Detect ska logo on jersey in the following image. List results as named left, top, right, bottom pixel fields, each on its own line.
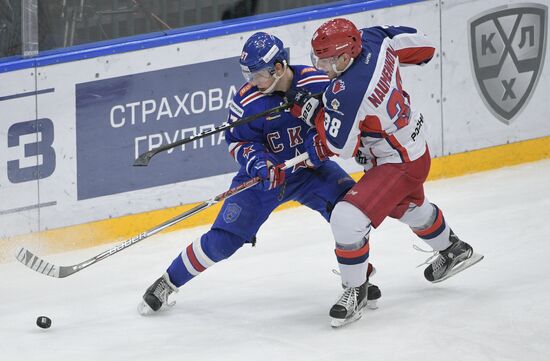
left=223, top=203, right=242, bottom=223
left=331, top=99, right=341, bottom=110
left=332, top=80, right=346, bottom=94
left=469, top=4, right=547, bottom=124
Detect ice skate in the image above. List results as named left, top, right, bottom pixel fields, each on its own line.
left=330, top=281, right=368, bottom=328
left=423, top=230, right=484, bottom=283
left=137, top=273, right=178, bottom=316
left=333, top=264, right=382, bottom=311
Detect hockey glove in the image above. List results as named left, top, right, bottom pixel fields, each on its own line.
left=304, top=128, right=333, bottom=168
left=286, top=89, right=321, bottom=127
left=248, top=153, right=286, bottom=191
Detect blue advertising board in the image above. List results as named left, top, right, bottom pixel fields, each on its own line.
left=75, top=56, right=243, bottom=200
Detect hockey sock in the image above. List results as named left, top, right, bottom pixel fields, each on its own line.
left=167, top=229, right=246, bottom=287
left=412, top=204, right=452, bottom=251
left=335, top=239, right=370, bottom=288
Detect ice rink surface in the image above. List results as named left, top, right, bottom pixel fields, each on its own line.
left=1, top=159, right=549, bottom=361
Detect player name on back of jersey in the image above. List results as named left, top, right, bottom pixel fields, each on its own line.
left=367, top=46, right=398, bottom=108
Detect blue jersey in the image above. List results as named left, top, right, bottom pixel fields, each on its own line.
left=226, top=65, right=330, bottom=178
left=165, top=66, right=356, bottom=287
left=320, top=26, right=435, bottom=168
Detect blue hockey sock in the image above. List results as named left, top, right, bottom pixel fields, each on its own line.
left=166, top=229, right=247, bottom=287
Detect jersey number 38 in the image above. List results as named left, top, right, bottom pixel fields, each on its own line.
left=324, top=112, right=342, bottom=137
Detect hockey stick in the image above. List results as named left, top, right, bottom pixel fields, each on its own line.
left=16, top=152, right=309, bottom=278
left=134, top=102, right=291, bottom=167
left=133, top=92, right=322, bottom=167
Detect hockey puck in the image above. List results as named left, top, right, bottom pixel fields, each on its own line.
left=36, top=316, right=52, bottom=329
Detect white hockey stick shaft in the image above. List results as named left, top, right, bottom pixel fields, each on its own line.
left=16, top=152, right=309, bottom=278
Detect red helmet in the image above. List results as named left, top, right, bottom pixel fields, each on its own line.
left=311, top=18, right=362, bottom=59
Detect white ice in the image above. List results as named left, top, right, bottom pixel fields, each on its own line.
left=1, top=159, right=550, bottom=361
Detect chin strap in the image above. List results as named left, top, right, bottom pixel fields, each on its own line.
left=260, top=60, right=288, bottom=94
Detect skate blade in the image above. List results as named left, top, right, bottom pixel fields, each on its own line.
left=431, top=253, right=484, bottom=283
left=366, top=299, right=378, bottom=310
left=137, top=300, right=156, bottom=316
left=330, top=310, right=364, bottom=328
left=137, top=299, right=176, bottom=316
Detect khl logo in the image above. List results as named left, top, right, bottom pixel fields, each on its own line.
left=469, top=3, right=547, bottom=124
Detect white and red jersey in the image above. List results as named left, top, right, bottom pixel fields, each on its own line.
left=320, top=26, right=435, bottom=169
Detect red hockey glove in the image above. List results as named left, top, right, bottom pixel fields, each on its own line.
left=305, top=128, right=333, bottom=168
left=286, top=89, right=321, bottom=127
left=266, top=162, right=286, bottom=190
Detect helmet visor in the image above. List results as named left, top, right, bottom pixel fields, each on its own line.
left=241, top=65, right=274, bottom=83
left=310, top=50, right=337, bottom=73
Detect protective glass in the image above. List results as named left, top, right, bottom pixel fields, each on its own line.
left=241, top=66, right=274, bottom=83
left=310, top=51, right=338, bottom=73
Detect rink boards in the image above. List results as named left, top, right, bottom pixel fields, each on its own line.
left=0, top=0, right=548, bottom=261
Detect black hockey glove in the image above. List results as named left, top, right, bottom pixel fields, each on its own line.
left=286, top=89, right=321, bottom=127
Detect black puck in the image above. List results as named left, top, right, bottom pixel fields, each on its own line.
left=36, top=316, right=52, bottom=329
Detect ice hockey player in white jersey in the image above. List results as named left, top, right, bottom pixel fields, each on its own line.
left=288, top=18, right=484, bottom=327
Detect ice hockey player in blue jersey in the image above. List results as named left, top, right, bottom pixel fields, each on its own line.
left=288, top=18, right=484, bottom=327
left=138, top=32, right=381, bottom=318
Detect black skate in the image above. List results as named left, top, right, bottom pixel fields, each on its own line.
left=330, top=281, right=369, bottom=328
left=334, top=264, right=382, bottom=310
left=424, top=230, right=484, bottom=283
left=330, top=263, right=381, bottom=328
left=137, top=273, right=178, bottom=316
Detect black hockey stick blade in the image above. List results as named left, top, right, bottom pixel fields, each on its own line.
left=133, top=150, right=156, bottom=167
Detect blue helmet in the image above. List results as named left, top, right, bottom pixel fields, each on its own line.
left=240, top=32, right=289, bottom=76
